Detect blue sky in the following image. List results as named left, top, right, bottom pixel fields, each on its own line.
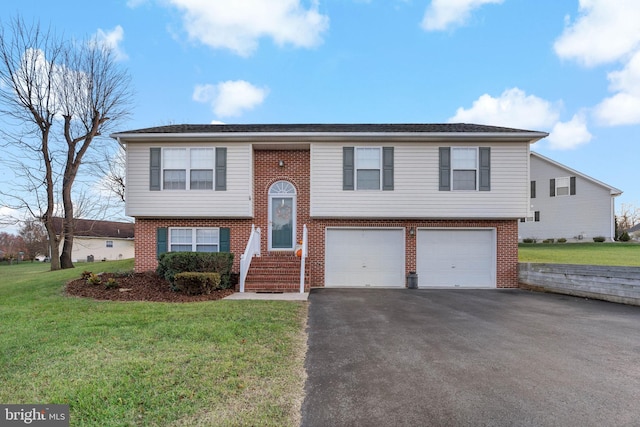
left=1, top=0, right=639, bottom=232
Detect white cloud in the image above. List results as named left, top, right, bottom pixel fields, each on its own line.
left=450, top=88, right=594, bottom=150
left=554, top=0, right=640, bottom=67
left=593, top=50, right=640, bottom=125
left=421, top=0, right=503, bottom=31
left=92, top=25, right=128, bottom=61
left=193, top=80, right=268, bottom=118
left=168, top=0, right=329, bottom=57
left=546, top=114, right=592, bottom=150
left=449, top=88, right=560, bottom=129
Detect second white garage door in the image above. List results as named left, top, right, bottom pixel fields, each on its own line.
left=417, top=228, right=496, bottom=288
left=325, top=228, right=405, bottom=287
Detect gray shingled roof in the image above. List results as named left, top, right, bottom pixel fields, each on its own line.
left=113, top=123, right=545, bottom=135
left=52, top=218, right=134, bottom=239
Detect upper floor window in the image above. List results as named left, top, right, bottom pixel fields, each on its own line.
left=439, top=147, right=490, bottom=191
left=550, top=176, right=576, bottom=197
left=106, top=240, right=113, bottom=248
left=150, top=147, right=226, bottom=191
left=343, top=146, right=393, bottom=191
left=169, top=227, right=219, bottom=252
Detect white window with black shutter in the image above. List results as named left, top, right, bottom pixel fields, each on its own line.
left=439, top=147, right=490, bottom=191
left=150, top=147, right=226, bottom=191
left=343, top=146, right=393, bottom=191
left=550, top=176, right=576, bottom=197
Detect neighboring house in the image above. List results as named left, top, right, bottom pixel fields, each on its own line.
left=519, top=152, right=622, bottom=242
left=52, top=217, right=135, bottom=262
left=111, top=123, right=547, bottom=290
left=628, top=223, right=640, bottom=240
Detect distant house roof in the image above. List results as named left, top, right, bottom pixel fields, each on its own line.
left=52, top=218, right=134, bottom=239
left=112, top=123, right=548, bottom=144
left=531, top=152, right=623, bottom=196
left=628, top=223, right=640, bottom=233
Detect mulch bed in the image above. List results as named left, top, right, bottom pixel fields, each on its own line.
left=65, top=272, right=235, bottom=302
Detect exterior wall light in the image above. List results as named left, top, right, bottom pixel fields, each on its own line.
left=409, top=227, right=415, bottom=236
left=278, top=160, right=285, bottom=167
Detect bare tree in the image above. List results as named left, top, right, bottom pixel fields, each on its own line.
left=616, top=203, right=640, bottom=239
left=0, top=16, right=132, bottom=269
left=19, top=218, right=48, bottom=260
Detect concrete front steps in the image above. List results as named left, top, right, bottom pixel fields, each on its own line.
left=243, top=252, right=309, bottom=292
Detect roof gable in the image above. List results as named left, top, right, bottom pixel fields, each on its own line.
left=531, top=152, right=622, bottom=196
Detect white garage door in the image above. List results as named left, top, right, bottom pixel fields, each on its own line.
left=417, top=229, right=495, bottom=288
left=325, top=228, right=405, bottom=287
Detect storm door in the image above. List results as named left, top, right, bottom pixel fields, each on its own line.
left=268, top=181, right=296, bottom=250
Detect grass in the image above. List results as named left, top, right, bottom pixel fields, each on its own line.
left=518, top=242, right=640, bottom=266
left=0, top=260, right=307, bottom=426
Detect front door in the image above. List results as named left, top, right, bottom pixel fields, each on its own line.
left=268, top=181, right=296, bottom=250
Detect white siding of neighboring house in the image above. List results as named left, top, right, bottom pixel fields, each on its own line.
left=310, top=141, right=530, bottom=219
left=125, top=142, right=253, bottom=218
left=59, top=237, right=134, bottom=263
left=519, top=154, right=617, bottom=241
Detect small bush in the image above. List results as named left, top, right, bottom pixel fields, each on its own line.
left=174, top=272, right=221, bottom=295
left=618, top=232, right=631, bottom=242
left=104, top=278, right=119, bottom=289
left=543, top=238, right=555, bottom=244
left=522, top=238, right=535, bottom=244
left=593, top=236, right=606, bottom=242
left=86, top=273, right=102, bottom=285
left=81, top=271, right=93, bottom=280
left=157, top=252, right=234, bottom=289
left=557, top=238, right=567, bottom=243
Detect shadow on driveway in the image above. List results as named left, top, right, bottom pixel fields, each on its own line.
left=301, top=289, right=640, bottom=427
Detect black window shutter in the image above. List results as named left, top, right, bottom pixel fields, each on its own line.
left=531, top=181, right=536, bottom=198
left=550, top=179, right=556, bottom=197
left=479, top=147, right=490, bottom=191
left=215, top=147, right=227, bottom=191
left=382, top=147, right=394, bottom=191
left=570, top=176, right=576, bottom=195
left=439, top=147, right=451, bottom=191
left=219, top=227, right=230, bottom=252
left=534, top=211, right=540, bottom=222
left=150, top=148, right=161, bottom=191
left=157, top=227, right=168, bottom=258
left=343, top=147, right=354, bottom=190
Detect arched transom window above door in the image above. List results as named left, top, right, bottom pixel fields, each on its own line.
left=269, top=180, right=296, bottom=195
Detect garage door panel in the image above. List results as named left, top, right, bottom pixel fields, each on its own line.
left=325, top=228, right=404, bottom=287
left=417, top=229, right=495, bottom=288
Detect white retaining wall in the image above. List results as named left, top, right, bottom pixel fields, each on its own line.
left=518, top=263, right=640, bottom=306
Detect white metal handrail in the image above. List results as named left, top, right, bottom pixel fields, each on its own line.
left=239, top=225, right=261, bottom=293
left=299, top=224, right=308, bottom=293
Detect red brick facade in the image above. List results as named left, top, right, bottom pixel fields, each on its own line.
left=134, top=149, right=520, bottom=288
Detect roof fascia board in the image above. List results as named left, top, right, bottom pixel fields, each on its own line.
left=112, top=131, right=548, bottom=144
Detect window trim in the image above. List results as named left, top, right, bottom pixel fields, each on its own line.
left=168, top=227, right=220, bottom=253
left=451, top=147, right=479, bottom=191
left=355, top=146, right=383, bottom=190
left=160, top=147, right=216, bottom=191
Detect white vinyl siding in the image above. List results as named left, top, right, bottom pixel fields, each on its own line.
left=125, top=142, right=253, bottom=217
left=519, top=154, right=617, bottom=241
left=311, top=142, right=530, bottom=219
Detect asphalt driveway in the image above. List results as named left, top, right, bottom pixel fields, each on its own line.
left=301, top=289, right=640, bottom=427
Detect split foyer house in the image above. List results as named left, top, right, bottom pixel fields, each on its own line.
left=112, top=123, right=548, bottom=290
left=519, top=152, right=622, bottom=242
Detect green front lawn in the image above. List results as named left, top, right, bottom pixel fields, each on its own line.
left=0, top=260, right=307, bottom=426
left=518, top=242, right=640, bottom=266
